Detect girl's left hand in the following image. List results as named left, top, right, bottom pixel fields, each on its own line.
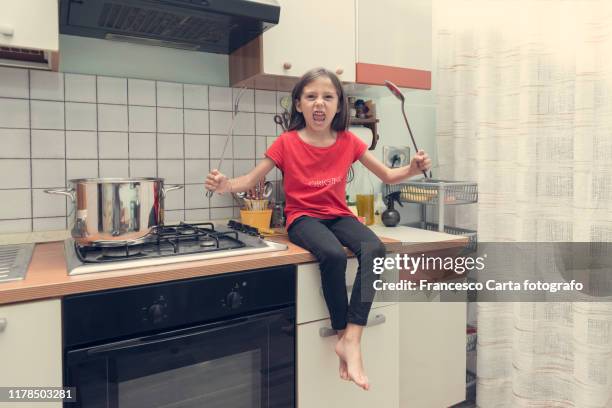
left=409, top=150, right=432, bottom=175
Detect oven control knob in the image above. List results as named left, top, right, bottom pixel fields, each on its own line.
left=225, top=291, right=243, bottom=309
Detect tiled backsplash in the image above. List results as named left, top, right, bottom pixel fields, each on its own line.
left=0, top=67, right=285, bottom=233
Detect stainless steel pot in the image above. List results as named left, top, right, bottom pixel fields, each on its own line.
left=45, top=178, right=183, bottom=245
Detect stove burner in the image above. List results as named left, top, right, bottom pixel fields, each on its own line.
left=200, top=240, right=216, bottom=247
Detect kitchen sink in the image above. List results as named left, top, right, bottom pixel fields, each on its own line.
left=0, top=243, right=34, bottom=283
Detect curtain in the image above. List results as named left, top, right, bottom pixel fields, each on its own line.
left=434, top=1, right=612, bottom=406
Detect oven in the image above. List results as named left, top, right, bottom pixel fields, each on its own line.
left=63, top=265, right=296, bottom=408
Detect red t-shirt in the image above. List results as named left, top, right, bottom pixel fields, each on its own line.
left=265, top=130, right=368, bottom=228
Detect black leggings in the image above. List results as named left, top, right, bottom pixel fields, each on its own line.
left=288, top=216, right=386, bottom=330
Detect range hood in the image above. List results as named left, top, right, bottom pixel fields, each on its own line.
left=59, top=0, right=280, bottom=54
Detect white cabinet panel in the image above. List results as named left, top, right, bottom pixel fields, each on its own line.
left=297, top=257, right=397, bottom=325
left=297, top=304, right=399, bottom=408
left=0, top=299, right=62, bottom=408
left=0, top=0, right=59, bottom=51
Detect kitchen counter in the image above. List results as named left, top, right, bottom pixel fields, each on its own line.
left=0, top=226, right=467, bottom=305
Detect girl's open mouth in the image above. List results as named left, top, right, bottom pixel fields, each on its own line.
left=313, top=111, right=326, bottom=122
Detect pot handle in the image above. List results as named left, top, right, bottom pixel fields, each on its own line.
left=162, top=184, right=183, bottom=198
left=44, top=188, right=75, bottom=202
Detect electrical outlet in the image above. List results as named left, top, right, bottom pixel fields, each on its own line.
left=383, top=146, right=410, bottom=168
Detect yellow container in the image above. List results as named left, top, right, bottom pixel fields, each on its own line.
left=240, top=209, right=273, bottom=231
left=356, top=194, right=374, bottom=225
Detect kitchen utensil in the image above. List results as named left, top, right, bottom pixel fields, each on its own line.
left=384, top=80, right=429, bottom=178
left=206, top=86, right=248, bottom=198
left=279, top=95, right=291, bottom=112
left=273, top=113, right=289, bottom=132
left=45, top=178, right=183, bottom=244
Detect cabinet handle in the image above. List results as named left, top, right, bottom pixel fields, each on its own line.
left=283, top=62, right=292, bottom=70
left=0, top=318, right=6, bottom=333
left=318, top=313, right=387, bottom=338
left=319, top=276, right=388, bottom=297
left=0, top=25, right=14, bottom=36
left=335, top=67, right=344, bottom=75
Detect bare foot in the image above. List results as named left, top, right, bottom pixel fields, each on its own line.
left=335, top=334, right=370, bottom=390
left=336, top=330, right=349, bottom=381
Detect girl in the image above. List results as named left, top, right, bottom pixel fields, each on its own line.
left=205, top=67, right=431, bottom=391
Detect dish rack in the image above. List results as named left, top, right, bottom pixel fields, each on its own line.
left=385, top=179, right=478, bottom=233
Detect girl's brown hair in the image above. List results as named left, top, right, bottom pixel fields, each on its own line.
left=287, top=67, right=349, bottom=132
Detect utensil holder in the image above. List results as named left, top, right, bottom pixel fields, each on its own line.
left=240, top=209, right=272, bottom=231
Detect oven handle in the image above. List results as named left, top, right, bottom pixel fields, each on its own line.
left=86, top=315, right=256, bottom=356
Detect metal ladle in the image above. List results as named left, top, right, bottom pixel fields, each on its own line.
left=384, top=80, right=430, bottom=178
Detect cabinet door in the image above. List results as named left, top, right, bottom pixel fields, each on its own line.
left=0, top=0, right=59, bottom=51
left=400, top=302, right=467, bottom=407
left=297, top=304, right=399, bottom=408
left=297, top=258, right=397, bottom=325
left=263, top=0, right=356, bottom=81
left=356, top=0, right=431, bottom=71
left=0, top=299, right=62, bottom=408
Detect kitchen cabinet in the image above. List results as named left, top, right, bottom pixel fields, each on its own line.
left=230, top=0, right=355, bottom=90
left=0, top=0, right=59, bottom=70
left=355, top=0, right=432, bottom=89
left=297, top=304, right=399, bottom=408
left=0, top=299, right=62, bottom=408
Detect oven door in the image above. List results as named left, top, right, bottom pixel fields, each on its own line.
left=64, top=307, right=294, bottom=408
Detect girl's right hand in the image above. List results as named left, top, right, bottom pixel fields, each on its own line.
left=205, top=169, right=230, bottom=194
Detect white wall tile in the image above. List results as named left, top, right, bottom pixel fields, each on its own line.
left=0, top=190, right=31, bottom=219
left=184, top=134, right=209, bottom=159
left=185, top=159, right=208, bottom=184
left=184, top=84, right=208, bottom=109
left=0, top=67, right=28, bottom=98
left=209, top=86, right=232, bottom=111
left=0, top=219, right=31, bottom=233
left=185, top=209, right=209, bottom=222
left=31, top=130, right=65, bottom=158
left=98, top=104, right=128, bottom=131
left=255, top=90, right=277, bottom=113
left=67, top=160, right=98, bottom=180
left=217, top=160, right=233, bottom=178
left=66, top=131, right=97, bottom=159
left=158, top=160, right=184, bottom=184
left=0, top=129, right=29, bottom=158
left=99, top=132, right=128, bottom=159
left=210, top=207, right=234, bottom=219
left=234, top=159, right=256, bottom=177
left=65, top=74, right=96, bottom=102
left=99, top=160, right=129, bottom=177
left=164, top=209, right=184, bottom=223
left=97, top=76, right=127, bottom=104
left=157, top=108, right=183, bottom=133
left=234, top=112, right=255, bottom=135
left=33, top=189, right=66, bottom=217
left=209, top=110, right=231, bottom=135
left=157, top=82, right=183, bottom=108
left=128, top=79, right=156, bottom=106
left=33, top=217, right=66, bottom=231
left=233, top=135, right=255, bottom=159
left=256, top=136, right=267, bottom=158
left=255, top=113, right=278, bottom=136
left=157, top=133, right=183, bottom=159
left=164, top=187, right=184, bottom=210
left=128, top=106, right=156, bottom=132
left=185, top=184, right=209, bottom=209
left=184, top=109, right=208, bottom=134
left=30, top=100, right=64, bottom=130
left=129, top=133, right=156, bottom=159
left=32, top=159, right=65, bottom=188
left=233, top=88, right=254, bottom=112
left=129, top=160, right=156, bottom=177
left=210, top=135, right=232, bottom=158
left=0, top=98, right=29, bottom=128
left=65, top=102, right=97, bottom=131
left=0, top=160, right=30, bottom=188
left=30, top=71, right=64, bottom=101
left=210, top=191, right=233, bottom=208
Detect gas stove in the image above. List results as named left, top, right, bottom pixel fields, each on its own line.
left=64, top=221, right=287, bottom=275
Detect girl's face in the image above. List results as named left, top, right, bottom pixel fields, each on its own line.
left=295, top=76, right=339, bottom=133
